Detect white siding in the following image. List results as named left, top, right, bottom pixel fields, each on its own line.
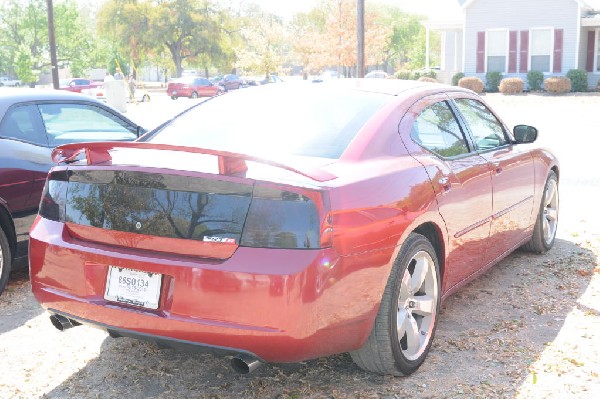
left=439, top=30, right=463, bottom=84
left=463, top=0, right=580, bottom=83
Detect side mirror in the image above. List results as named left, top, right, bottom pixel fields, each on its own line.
left=513, top=125, right=538, bottom=143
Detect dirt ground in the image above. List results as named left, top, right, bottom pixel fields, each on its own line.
left=0, top=93, right=599, bottom=399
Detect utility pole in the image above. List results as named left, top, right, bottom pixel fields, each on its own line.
left=357, top=0, right=365, bottom=78
left=47, top=0, right=59, bottom=89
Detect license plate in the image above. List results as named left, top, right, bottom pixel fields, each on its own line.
left=104, top=266, right=162, bottom=309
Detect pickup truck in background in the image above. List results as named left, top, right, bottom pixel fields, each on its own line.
left=0, top=76, right=22, bottom=87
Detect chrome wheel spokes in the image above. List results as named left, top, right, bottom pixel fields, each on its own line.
left=542, top=178, right=559, bottom=245
left=397, top=251, right=439, bottom=361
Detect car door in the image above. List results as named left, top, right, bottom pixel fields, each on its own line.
left=0, top=104, right=50, bottom=213
left=452, top=97, right=535, bottom=263
left=402, top=95, right=493, bottom=290
left=195, top=78, right=211, bottom=96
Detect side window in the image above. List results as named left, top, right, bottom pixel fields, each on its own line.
left=411, top=101, right=470, bottom=158
left=0, top=104, right=49, bottom=146
left=38, top=103, right=137, bottom=146
left=454, top=98, right=508, bottom=150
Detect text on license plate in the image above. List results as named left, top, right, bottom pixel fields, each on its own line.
left=104, top=266, right=162, bottom=309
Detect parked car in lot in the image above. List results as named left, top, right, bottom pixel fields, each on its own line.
left=30, top=80, right=558, bottom=376
left=82, top=83, right=151, bottom=103
left=365, top=70, right=389, bottom=79
left=213, top=74, right=243, bottom=91
left=58, top=78, right=102, bottom=93
left=167, top=77, right=223, bottom=100
left=0, top=89, right=145, bottom=295
left=0, top=76, right=21, bottom=87
left=244, top=75, right=284, bottom=86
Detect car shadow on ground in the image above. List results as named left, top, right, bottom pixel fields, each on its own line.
left=33, top=238, right=599, bottom=398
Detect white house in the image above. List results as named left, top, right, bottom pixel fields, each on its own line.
left=425, top=0, right=600, bottom=88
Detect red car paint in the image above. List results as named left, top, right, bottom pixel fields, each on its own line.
left=29, top=80, right=558, bottom=365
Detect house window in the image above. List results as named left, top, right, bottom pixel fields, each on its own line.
left=486, top=30, right=507, bottom=72
left=530, top=28, right=553, bottom=72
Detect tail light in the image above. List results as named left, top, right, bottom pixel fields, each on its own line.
left=38, top=170, right=69, bottom=222
left=240, top=183, right=332, bottom=249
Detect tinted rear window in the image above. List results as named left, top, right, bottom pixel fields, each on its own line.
left=146, top=85, right=391, bottom=159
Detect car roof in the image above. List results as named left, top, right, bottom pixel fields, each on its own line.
left=0, top=88, right=124, bottom=120
left=312, top=78, right=470, bottom=97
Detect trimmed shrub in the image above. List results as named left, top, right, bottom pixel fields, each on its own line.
left=527, top=70, right=544, bottom=91
left=417, top=76, right=438, bottom=83
left=452, top=72, right=465, bottom=86
left=544, top=76, right=571, bottom=94
left=566, top=69, right=588, bottom=92
left=395, top=70, right=411, bottom=80
left=485, top=71, right=502, bottom=92
left=499, top=78, right=524, bottom=94
left=458, top=76, right=484, bottom=93
left=413, top=70, right=437, bottom=80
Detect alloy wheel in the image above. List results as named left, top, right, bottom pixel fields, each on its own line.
left=397, top=250, right=439, bottom=361
left=542, top=178, right=559, bottom=245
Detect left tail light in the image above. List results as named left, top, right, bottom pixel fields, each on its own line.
left=38, top=170, right=69, bottom=222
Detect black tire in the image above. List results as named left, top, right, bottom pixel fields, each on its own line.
left=171, top=95, right=178, bottom=100
left=190, top=91, right=198, bottom=99
left=350, top=233, right=441, bottom=376
left=0, top=227, right=12, bottom=296
left=522, top=171, right=559, bottom=254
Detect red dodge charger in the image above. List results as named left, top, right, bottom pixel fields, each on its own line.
left=30, top=80, right=559, bottom=375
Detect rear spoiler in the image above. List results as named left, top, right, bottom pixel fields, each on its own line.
left=51, top=141, right=337, bottom=182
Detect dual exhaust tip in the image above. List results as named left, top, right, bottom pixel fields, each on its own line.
left=49, top=314, right=263, bottom=374
left=49, top=314, right=81, bottom=331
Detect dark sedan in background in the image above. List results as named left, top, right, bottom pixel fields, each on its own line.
left=0, top=89, right=145, bottom=295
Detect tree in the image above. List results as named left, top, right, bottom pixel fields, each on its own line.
left=234, top=4, right=287, bottom=77
left=0, top=0, right=100, bottom=81
left=98, top=0, right=231, bottom=78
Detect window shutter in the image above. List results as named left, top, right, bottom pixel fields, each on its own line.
left=476, top=31, right=485, bottom=73
left=586, top=31, right=596, bottom=72
left=553, top=29, right=564, bottom=73
left=508, top=31, right=518, bottom=73
left=519, top=31, right=529, bottom=73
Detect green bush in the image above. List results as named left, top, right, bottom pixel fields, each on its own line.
left=566, top=69, right=588, bottom=92
left=527, top=71, right=544, bottom=91
left=452, top=72, right=465, bottom=86
left=485, top=71, right=502, bottom=92
left=413, top=70, right=437, bottom=80
left=395, top=70, right=411, bottom=80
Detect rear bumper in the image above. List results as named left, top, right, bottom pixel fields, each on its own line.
left=48, top=309, right=266, bottom=361
left=29, top=217, right=394, bottom=362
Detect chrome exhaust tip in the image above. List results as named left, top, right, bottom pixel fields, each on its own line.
left=49, top=314, right=81, bottom=331
left=231, top=353, right=262, bottom=374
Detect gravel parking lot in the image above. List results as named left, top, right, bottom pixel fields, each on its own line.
left=1, top=91, right=599, bottom=399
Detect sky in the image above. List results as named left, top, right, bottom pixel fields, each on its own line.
left=243, top=0, right=462, bottom=21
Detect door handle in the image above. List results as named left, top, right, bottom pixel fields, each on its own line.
left=492, top=162, right=502, bottom=174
